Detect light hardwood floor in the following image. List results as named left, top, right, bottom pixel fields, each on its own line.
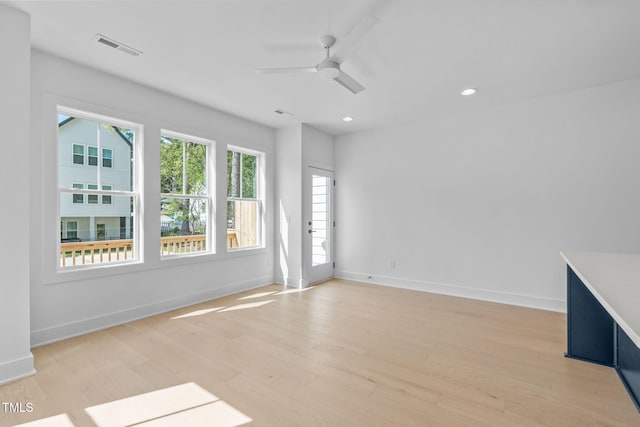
left=1, top=279, right=638, bottom=426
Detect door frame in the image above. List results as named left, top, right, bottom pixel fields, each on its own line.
left=302, top=165, right=335, bottom=285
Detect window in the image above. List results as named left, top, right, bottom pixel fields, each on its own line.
left=88, top=184, right=99, bottom=204
left=66, top=221, right=78, bottom=239
left=102, top=148, right=113, bottom=168
left=72, top=183, right=84, bottom=203
left=102, top=185, right=112, bottom=204
left=227, top=147, right=263, bottom=249
left=88, top=146, right=98, bottom=166
left=160, top=131, right=212, bottom=257
left=73, top=144, right=84, bottom=165
left=58, top=107, right=139, bottom=269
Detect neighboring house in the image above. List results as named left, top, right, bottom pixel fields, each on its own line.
left=58, top=117, right=133, bottom=242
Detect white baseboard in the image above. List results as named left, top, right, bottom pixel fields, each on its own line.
left=274, top=274, right=310, bottom=288
left=335, top=271, right=565, bottom=313
left=0, top=353, right=35, bottom=385
left=31, top=275, right=273, bottom=347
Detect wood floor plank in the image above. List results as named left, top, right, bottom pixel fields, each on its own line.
left=1, top=279, right=638, bottom=426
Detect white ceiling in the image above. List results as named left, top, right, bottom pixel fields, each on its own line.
left=6, top=0, right=640, bottom=135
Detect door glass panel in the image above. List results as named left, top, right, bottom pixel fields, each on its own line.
left=311, top=174, right=330, bottom=266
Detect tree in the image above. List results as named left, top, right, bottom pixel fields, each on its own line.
left=226, top=150, right=256, bottom=229
left=160, top=137, right=206, bottom=235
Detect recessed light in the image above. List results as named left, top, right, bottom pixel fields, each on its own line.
left=461, top=88, right=478, bottom=96
left=342, top=116, right=353, bottom=122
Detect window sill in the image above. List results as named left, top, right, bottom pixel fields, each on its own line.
left=45, top=245, right=269, bottom=285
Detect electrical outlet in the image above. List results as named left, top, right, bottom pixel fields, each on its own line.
left=390, top=260, right=397, bottom=269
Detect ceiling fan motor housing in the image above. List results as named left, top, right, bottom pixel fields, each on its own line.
left=317, top=59, right=340, bottom=79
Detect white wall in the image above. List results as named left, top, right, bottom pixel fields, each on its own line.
left=335, top=79, right=640, bottom=311
left=30, top=51, right=275, bottom=346
left=275, top=124, right=335, bottom=286
left=302, top=124, right=335, bottom=170
left=0, top=5, right=35, bottom=383
left=301, top=124, right=335, bottom=282
left=275, top=126, right=303, bottom=286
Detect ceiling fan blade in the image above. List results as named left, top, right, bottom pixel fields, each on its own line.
left=333, top=70, right=365, bottom=94
left=330, top=15, right=379, bottom=64
left=255, top=67, right=317, bottom=74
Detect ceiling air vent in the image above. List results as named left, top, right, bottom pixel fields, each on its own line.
left=94, top=34, right=142, bottom=56
left=274, top=109, right=295, bottom=117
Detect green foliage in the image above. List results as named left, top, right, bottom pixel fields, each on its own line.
left=160, top=137, right=207, bottom=234
left=161, top=137, right=206, bottom=195
left=226, top=150, right=256, bottom=198
left=226, top=150, right=257, bottom=228
left=242, top=154, right=257, bottom=198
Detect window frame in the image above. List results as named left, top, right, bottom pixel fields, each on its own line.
left=88, top=146, right=98, bottom=166
left=57, top=106, right=142, bottom=271
left=65, top=220, right=78, bottom=240
left=102, top=148, right=113, bottom=168
left=72, top=183, right=84, bottom=204
left=160, top=129, right=215, bottom=259
left=226, top=145, right=265, bottom=251
left=72, top=144, right=84, bottom=165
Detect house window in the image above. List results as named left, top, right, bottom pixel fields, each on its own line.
left=66, top=221, right=78, bottom=239
left=72, top=183, right=84, bottom=203
left=88, top=146, right=98, bottom=166
left=227, top=146, right=263, bottom=249
left=73, top=144, right=84, bottom=165
left=102, top=185, right=112, bottom=204
left=102, top=148, right=113, bottom=168
left=160, top=131, right=212, bottom=257
left=88, top=184, right=99, bottom=204
left=58, top=107, right=139, bottom=269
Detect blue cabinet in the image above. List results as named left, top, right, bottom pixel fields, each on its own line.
left=565, top=265, right=640, bottom=411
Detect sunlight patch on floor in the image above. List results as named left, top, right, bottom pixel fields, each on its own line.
left=275, top=286, right=315, bottom=295
left=218, top=300, right=275, bottom=312
left=85, top=382, right=251, bottom=427
left=14, top=413, right=76, bottom=427
left=135, top=400, right=252, bottom=426
left=171, top=307, right=225, bottom=319
left=238, top=291, right=277, bottom=300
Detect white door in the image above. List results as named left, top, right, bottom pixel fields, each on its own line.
left=304, top=167, right=334, bottom=284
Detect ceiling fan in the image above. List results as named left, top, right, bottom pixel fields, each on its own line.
left=255, top=15, right=379, bottom=94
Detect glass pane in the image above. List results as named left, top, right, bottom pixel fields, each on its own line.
left=227, top=150, right=241, bottom=198
left=59, top=116, right=134, bottom=191
left=160, top=137, right=184, bottom=194
left=72, top=183, right=84, bottom=204
left=241, top=153, right=257, bottom=198
left=59, top=195, right=135, bottom=268
left=88, top=147, right=98, bottom=166
left=227, top=200, right=258, bottom=249
left=311, top=174, right=330, bottom=266
left=160, top=196, right=208, bottom=256
left=160, top=137, right=207, bottom=195
left=102, top=185, right=112, bottom=204
left=72, top=144, right=84, bottom=164
left=185, top=142, right=206, bottom=195
left=102, top=148, right=113, bottom=168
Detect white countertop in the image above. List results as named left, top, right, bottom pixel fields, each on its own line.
left=561, top=251, right=640, bottom=349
